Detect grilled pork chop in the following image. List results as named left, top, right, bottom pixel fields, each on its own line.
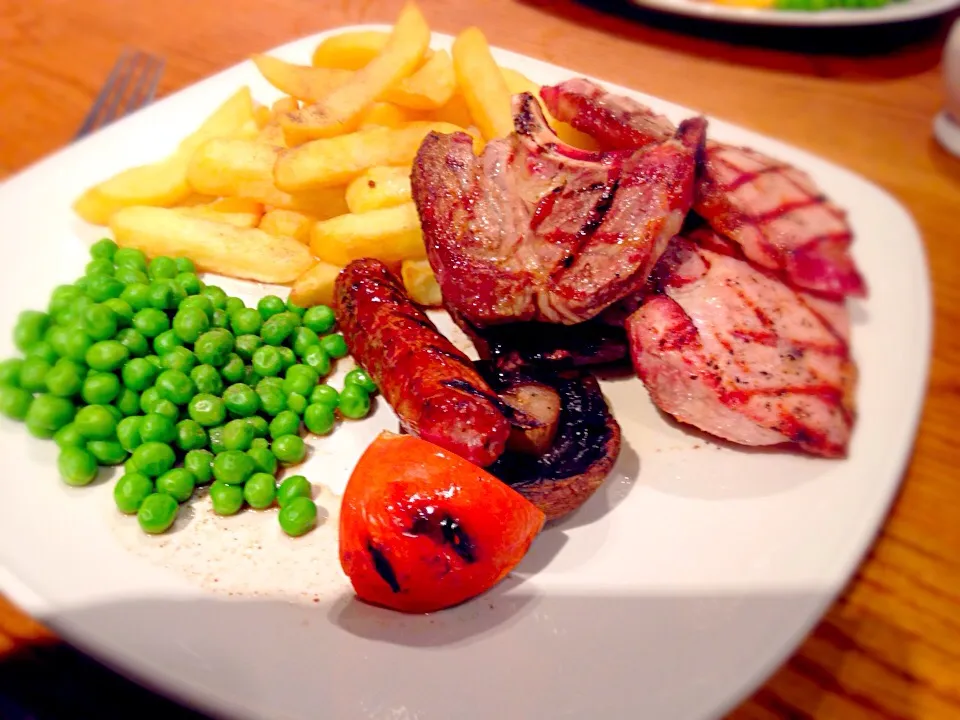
left=626, top=230, right=856, bottom=458
left=411, top=92, right=706, bottom=327
left=541, top=79, right=867, bottom=300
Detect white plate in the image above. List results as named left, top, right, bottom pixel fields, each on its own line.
left=628, top=0, right=960, bottom=25
left=0, top=25, right=931, bottom=720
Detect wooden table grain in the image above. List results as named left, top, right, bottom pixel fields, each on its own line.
left=2, top=0, right=959, bottom=717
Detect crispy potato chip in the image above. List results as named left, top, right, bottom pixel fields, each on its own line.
left=311, top=31, right=390, bottom=70
left=382, top=50, right=456, bottom=110
left=275, top=121, right=468, bottom=191
left=345, top=166, right=412, bottom=213
left=309, top=202, right=424, bottom=266
left=452, top=27, right=512, bottom=140
left=401, top=258, right=442, bottom=307
left=499, top=67, right=600, bottom=150
left=187, top=138, right=347, bottom=217
left=356, top=102, right=413, bottom=129
left=281, top=3, right=430, bottom=143
left=289, top=261, right=343, bottom=307
left=253, top=55, right=352, bottom=104
left=259, top=209, right=314, bottom=243
left=110, top=207, right=315, bottom=284
left=175, top=197, right=264, bottom=228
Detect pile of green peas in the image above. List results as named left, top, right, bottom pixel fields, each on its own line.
left=0, top=239, right=380, bottom=537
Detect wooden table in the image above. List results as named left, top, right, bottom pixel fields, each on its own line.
left=1, top=0, right=959, bottom=717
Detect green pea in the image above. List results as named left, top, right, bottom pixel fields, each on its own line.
left=250, top=436, right=269, bottom=450
left=172, top=307, right=210, bottom=343
left=26, top=341, right=58, bottom=365
left=243, top=473, right=276, bottom=509
left=47, top=326, right=71, bottom=359
left=180, top=294, right=214, bottom=318
left=53, top=422, right=86, bottom=449
left=213, top=449, right=255, bottom=485
left=155, top=369, right=196, bottom=406
left=121, top=283, right=152, bottom=312
left=116, top=328, right=149, bottom=358
left=310, top=384, right=339, bottom=407
left=234, top=333, right=262, bottom=362
left=62, top=328, right=93, bottom=363
left=189, top=364, right=222, bottom=396
left=85, top=257, right=115, bottom=277
left=175, top=256, right=196, bottom=274
left=172, top=420, right=205, bottom=452
left=146, top=397, right=176, bottom=421
left=137, top=492, right=178, bottom=534
left=222, top=418, right=255, bottom=451
left=272, top=434, right=306, bottom=465
left=246, top=446, right=277, bottom=475
left=269, top=410, right=300, bottom=439
left=14, top=310, right=50, bottom=352
left=213, top=309, right=230, bottom=329
left=139, top=413, right=177, bottom=444
left=130, top=442, right=176, bottom=478
left=45, top=358, right=85, bottom=398
left=86, top=439, right=128, bottom=466
left=80, top=372, right=119, bottom=405
left=174, top=272, right=202, bottom=296
left=338, top=384, right=370, bottom=419
left=58, top=446, right=99, bottom=486
left=0, top=358, right=24, bottom=387
left=86, top=340, right=129, bottom=371
left=121, top=358, right=157, bottom=391
left=246, top=415, right=269, bottom=438
left=25, top=394, right=76, bottom=434
left=290, top=327, right=320, bottom=357
left=283, top=364, right=318, bottom=397
left=114, top=472, right=153, bottom=514
left=156, top=467, right=195, bottom=503
left=132, top=308, right=170, bottom=338
left=202, top=285, right=228, bottom=310
left=230, top=307, right=262, bottom=335
left=243, top=366, right=261, bottom=387
left=209, top=481, right=244, bottom=516
left=279, top=497, right=317, bottom=537
left=304, top=403, right=335, bottom=435
left=302, top=305, right=336, bottom=334
left=320, top=333, right=348, bottom=359
left=103, top=299, right=134, bottom=328
left=49, top=285, right=83, bottom=316
left=194, top=329, right=234, bottom=367
left=162, top=282, right=189, bottom=311
left=139, top=386, right=162, bottom=414
left=257, top=385, right=286, bottom=417
left=277, top=475, right=312, bottom=508
left=260, top=312, right=297, bottom=346
left=152, top=329, right=184, bottom=356
left=285, top=296, right=307, bottom=317
left=207, top=425, right=227, bottom=454
left=188, top=393, right=226, bottom=427
left=257, top=295, right=286, bottom=320
left=19, top=357, right=51, bottom=392
left=145, top=354, right=164, bottom=370
left=256, top=376, right=283, bottom=393
left=0, top=385, right=33, bottom=420
left=148, top=256, right=178, bottom=280
left=300, top=345, right=331, bottom=377
left=116, top=416, right=144, bottom=452
left=222, top=297, right=243, bottom=316
left=220, top=353, right=245, bottom=384
left=80, top=304, right=116, bottom=342
left=73, top=404, right=117, bottom=439
left=89, top=238, right=118, bottom=260
left=115, top=266, right=148, bottom=285
left=85, top=275, right=125, bottom=302
left=251, top=346, right=282, bottom=377
left=160, top=346, right=198, bottom=374
left=276, top=346, right=297, bottom=371
left=114, top=387, right=142, bottom=417
left=285, top=391, right=307, bottom=416
left=184, top=449, right=214, bottom=485
left=114, top=247, right=148, bottom=271
left=345, top=367, right=378, bottom=394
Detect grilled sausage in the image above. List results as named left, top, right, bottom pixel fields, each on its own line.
left=335, top=259, right=512, bottom=468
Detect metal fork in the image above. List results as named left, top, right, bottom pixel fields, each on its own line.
left=74, top=49, right=165, bottom=140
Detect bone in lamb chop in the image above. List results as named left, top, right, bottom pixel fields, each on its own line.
left=541, top=78, right=867, bottom=301
left=626, top=229, right=857, bottom=458
left=411, top=91, right=706, bottom=329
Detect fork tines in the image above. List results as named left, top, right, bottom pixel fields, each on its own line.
left=75, top=49, right=165, bottom=140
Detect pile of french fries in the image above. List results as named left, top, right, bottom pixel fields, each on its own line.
left=73, top=2, right=597, bottom=309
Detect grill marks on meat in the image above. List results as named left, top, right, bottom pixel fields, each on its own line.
left=541, top=78, right=867, bottom=300
left=411, top=92, right=705, bottom=327
left=626, top=234, right=856, bottom=458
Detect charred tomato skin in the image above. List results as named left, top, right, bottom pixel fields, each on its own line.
left=339, top=432, right=545, bottom=614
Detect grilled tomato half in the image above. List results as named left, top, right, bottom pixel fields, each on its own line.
left=339, top=431, right=545, bottom=613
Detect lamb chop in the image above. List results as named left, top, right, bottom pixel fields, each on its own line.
left=541, top=79, right=867, bottom=301
left=411, top=92, right=706, bottom=328
left=626, top=229, right=856, bottom=458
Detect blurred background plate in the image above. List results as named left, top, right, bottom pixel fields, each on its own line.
left=627, top=0, right=960, bottom=25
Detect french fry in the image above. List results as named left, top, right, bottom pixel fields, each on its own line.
left=345, top=166, right=412, bottom=213
left=271, top=96, right=301, bottom=115
left=110, top=207, right=315, bottom=284
left=311, top=31, right=390, bottom=70
left=309, top=202, right=424, bottom=266
left=187, top=138, right=347, bottom=218
left=254, top=103, right=272, bottom=128
left=281, top=3, right=431, bottom=144
left=259, top=209, right=314, bottom=243
left=382, top=50, right=456, bottom=110
left=356, top=102, right=413, bottom=129
left=73, top=87, right=256, bottom=225
left=289, top=261, right=343, bottom=308
left=274, top=121, right=467, bottom=191
left=253, top=55, right=352, bottom=104
left=401, top=258, right=442, bottom=307
left=429, top=92, right=474, bottom=128
left=451, top=27, right=512, bottom=141
left=175, top=197, right=264, bottom=228
left=255, top=123, right=287, bottom=147
left=499, top=67, right=600, bottom=150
